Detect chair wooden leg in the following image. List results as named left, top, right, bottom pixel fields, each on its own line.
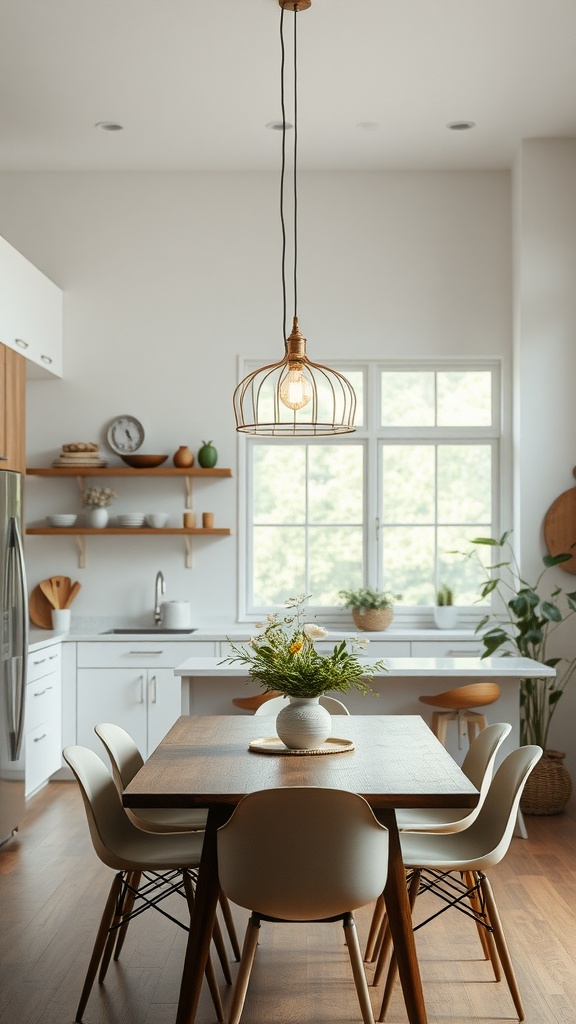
left=365, top=893, right=386, bottom=962
left=212, top=910, right=233, bottom=984
left=343, top=913, right=376, bottom=1024
left=111, top=869, right=141, bottom=965
left=462, top=871, right=492, bottom=966
left=183, top=869, right=225, bottom=1021
left=372, top=911, right=393, bottom=987
left=480, top=875, right=525, bottom=1021
left=219, top=890, right=241, bottom=960
left=227, top=914, right=261, bottom=1024
left=76, top=872, right=123, bottom=1023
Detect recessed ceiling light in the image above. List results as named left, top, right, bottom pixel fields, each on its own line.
left=95, top=121, right=124, bottom=132
left=266, top=120, right=293, bottom=131
left=357, top=121, right=380, bottom=132
left=447, top=121, right=476, bottom=131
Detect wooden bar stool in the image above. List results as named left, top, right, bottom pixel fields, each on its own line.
left=418, top=682, right=501, bottom=748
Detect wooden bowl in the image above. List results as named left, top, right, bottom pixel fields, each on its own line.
left=119, top=454, right=168, bottom=468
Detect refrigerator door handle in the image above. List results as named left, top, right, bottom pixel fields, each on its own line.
left=7, top=516, right=28, bottom=760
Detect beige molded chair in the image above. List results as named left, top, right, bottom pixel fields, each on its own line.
left=365, top=722, right=512, bottom=964
left=374, top=745, right=542, bottom=1023
left=63, top=745, right=225, bottom=1024
left=253, top=693, right=350, bottom=716
left=419, top=682, right=501, bottom=747
left=232, top=690, right=283, bottom=711
left=94, top=722, right=240, bottom=962
left=217, top=787, right=389, bottom=1024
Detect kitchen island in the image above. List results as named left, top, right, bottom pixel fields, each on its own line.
left=174, top=655, right=555, bottom=764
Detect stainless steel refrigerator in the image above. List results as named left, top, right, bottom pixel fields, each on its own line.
left=0, top=470, right=28, bottom=845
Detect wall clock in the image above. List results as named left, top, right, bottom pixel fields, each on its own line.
left=106, top=415, right=145, bottom=454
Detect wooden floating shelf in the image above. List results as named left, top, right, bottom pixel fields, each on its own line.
left=26, top=466, right=232, bottom=477
left=26, top=527, right=231, bottom=536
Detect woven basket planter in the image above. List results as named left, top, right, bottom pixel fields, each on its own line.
left=520, top=750, right=572, bottom=815
left=352, top=607, right=394, bottom=632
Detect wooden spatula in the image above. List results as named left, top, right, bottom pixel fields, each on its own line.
left=39, top=579, right=58, bottom=609
left=64, top=581, right=82, bottom=608
left=49, top=576, right=71, bottom=610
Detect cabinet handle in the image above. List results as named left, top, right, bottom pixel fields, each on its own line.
left=128, top=650, right=164, bottom=656
left=150, top=675, right=157, bottom=703
left=32, top=686, right=53, bottom=697
left=40, top=354, right=53, bottom=365
left=33, top=733, right=47, bottom=743
left=31, top=657, right=47, bottom=667
left=48, top=653, right=58, bottom=660
left=445, top=648, right=482, bottom=657
left=15, top=338, right=29, bottom=350
left=138, top=675, right=145, bottom=703
left=0, top=456, right=7, bottom=461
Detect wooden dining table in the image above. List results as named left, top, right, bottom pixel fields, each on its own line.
left=123, top=714, right=479, bottom=1024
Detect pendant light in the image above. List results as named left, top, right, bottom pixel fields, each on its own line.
left=233, top=0, right=357, bottom=437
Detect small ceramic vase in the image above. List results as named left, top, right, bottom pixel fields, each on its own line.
left=275, top=696, right=332, bottom=750
left=173, top=445, right=195, bottom=468
left=86, top=508, right=108, bottom=528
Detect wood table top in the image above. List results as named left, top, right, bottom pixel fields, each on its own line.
left=123, top=714, right=479, bottom=812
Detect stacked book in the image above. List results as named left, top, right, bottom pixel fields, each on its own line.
left=52, top=442, right=107, bottom=467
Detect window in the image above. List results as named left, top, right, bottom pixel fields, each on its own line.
left=240, top=362, right=501, bottom=619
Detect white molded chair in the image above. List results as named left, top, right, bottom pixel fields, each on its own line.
left=217, top=787, right=389, bottom=1024
left=63, top=745, right=225, bottom=1024
left=253, top=694, right=350, bottom=716
left=94, top=722, right=240, bottom=962
left=374, top=745, right=542, bottom=1023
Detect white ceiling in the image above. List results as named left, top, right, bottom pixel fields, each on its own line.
left=2, top=0, right=576, bottom=173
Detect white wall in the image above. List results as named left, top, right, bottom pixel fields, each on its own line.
left=0, top=169, right=512, bottom=627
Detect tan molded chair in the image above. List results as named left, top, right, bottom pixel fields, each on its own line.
left=232, top=690, right=283, bottom=711
left=63, top=745, right=225, bottom=1024
left=365, top=722, right=512, bottom=963
left=419, top=682, right=501, bottom=747
left=94, top=722, right=240, bottom=962
left=374, top=745, right=542, bottom=1023
left=253, top=693, right=350, bottom=716
left=217, top=787, right=389, bottom=1024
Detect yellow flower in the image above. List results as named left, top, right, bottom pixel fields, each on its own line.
left=290, top=640, right=303, bottom=654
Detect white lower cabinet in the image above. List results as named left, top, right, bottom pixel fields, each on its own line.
left=75, top=642, right=215, bottom=758
left=26, top=644, right=62, bottom=796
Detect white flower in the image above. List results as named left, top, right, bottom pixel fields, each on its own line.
left=303, top=623, right=328, bottom=640
left=357, top=638, right=370, bottom=648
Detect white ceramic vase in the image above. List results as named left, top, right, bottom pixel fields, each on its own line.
left=86, top=508, right=108, bottom=528
left=275, top=696, right=332, bottom=750
left=433, top=606, right=458, bottom=629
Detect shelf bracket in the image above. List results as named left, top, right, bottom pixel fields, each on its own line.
left=184, top=536, right=193, bottom=569
left=77, top=475, right=87, bottom=500
left=75, top=536, right=87, bottom=569
left=185, top=476, right=193, bottom=509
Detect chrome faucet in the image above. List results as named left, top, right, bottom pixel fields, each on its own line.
left=154, top=571, right=166, bottom=625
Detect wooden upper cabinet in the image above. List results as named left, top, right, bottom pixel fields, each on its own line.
left=0, top=342, right=26, bottom=474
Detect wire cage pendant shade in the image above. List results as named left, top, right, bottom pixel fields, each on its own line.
left=233, top=0, right=357, bottom=437
left=234, top=316, right=356, bottom=436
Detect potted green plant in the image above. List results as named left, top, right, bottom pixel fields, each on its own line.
left=434, top=583, right=458, bottom=630
left=466, top=531, right=576, bottom=813
left=223, top=596, right=385, bottom=749
left=339, top=587, right=401, bottom=632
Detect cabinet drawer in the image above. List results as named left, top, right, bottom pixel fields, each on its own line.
left=26, top=670, right=61, bottom=732
left=28, top=645, right=61, bottom=682
left=25, top=716, right=61, bottom=796
left=77, top=641, right=214, bottom=669
left=314, top=640, right=411, bottom=658
left=411, top=641, right=485, bottom=658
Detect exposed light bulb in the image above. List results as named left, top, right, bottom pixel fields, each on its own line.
left=279, top=366, right=312, bottom=410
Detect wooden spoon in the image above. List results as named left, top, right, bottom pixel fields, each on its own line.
left=64, top=581, right=82, bottom=608
left=39, top=579, right=58, bottom=609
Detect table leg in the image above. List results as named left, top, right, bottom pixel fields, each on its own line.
left=176, top=804, right=233, bottom=1024
left=377, top=810, right=427, bottom=1024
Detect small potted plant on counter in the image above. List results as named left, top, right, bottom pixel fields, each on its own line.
left=339, top=587, right=401, bottom=632
left=434, top=583, right=458, bottom=629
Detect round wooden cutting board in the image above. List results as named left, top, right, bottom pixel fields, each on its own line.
left=29, top=583, right=54, bottom=629
left=543, top=484, right=576, bottom=574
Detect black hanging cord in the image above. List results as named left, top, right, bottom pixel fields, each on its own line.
left=280, top=6, right=288, bottom=349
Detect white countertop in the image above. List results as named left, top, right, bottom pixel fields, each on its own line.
left=174, top=655, right=555, bottom=679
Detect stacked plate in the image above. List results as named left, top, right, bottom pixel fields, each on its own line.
left=116, top=513, right=146, bottom=528
left=46, top=514, right=77, bottom=527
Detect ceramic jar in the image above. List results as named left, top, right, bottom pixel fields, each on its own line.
left=173, top=446, right=195, bottom=468
left=275, top=696, right=332, bottom=750
left=86, top=508, right=108, bottom=528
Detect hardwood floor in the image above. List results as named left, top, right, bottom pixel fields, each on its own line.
left=1, top=782, right=575, bottom=1024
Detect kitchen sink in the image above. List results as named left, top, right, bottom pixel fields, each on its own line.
left=101, top=628, right=197, bottom=635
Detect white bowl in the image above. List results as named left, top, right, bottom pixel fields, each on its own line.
left=146, top=513, right=169, bottom=528
left=46, top=514, right=77, bottom=527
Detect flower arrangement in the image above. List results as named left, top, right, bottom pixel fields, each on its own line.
left=339, top=587, right=401, bottom=611
left=223, top=595, right=386, bottom=699
left=82, top=486, right=117, bottom=509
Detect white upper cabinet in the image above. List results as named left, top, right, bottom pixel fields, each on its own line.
left=0, top=234, right=63, bottom=378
